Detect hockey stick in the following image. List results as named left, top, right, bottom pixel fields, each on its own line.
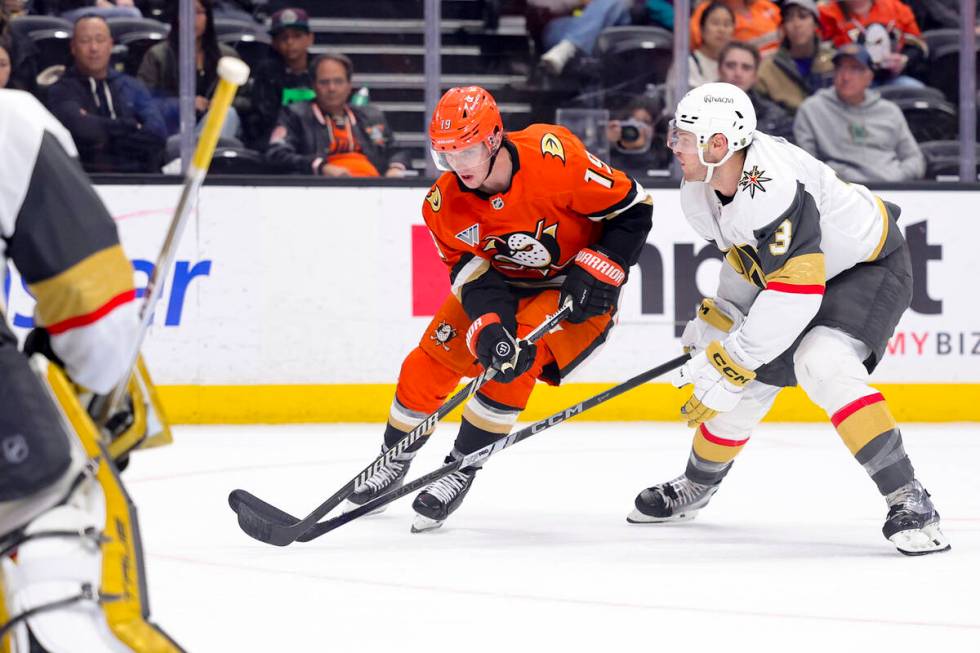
left=89, top=57, right=251, bottom=427
left=295, top=352, right=691, bottom=542
left=228, top=303, right=572, bottom=546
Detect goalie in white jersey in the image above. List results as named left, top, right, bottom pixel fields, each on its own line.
left=627, top=82, right=949, bottom=556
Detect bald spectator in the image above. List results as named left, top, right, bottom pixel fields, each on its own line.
left=756, top=0, right=834, bottom=114
left=46, top=15, right=166, bottom=172
left=794, top=43, right=924, bottom=182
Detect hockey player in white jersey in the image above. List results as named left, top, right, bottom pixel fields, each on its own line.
left=0, top=89, right=183, bottom=651
left=627, top=82, right=949, bottom=556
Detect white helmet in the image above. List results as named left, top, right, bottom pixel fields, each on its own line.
left=672, top=82, right=756, bottom=181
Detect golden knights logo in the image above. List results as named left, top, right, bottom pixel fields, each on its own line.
left=540, top=132, right=565, bottom=164
left=430, top=321, right=458, bottom=351
left=482, top=218, right=573, bottom=276
left=739, top=165, right=772, bottom=198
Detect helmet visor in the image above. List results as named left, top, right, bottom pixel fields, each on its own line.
left=430, top=142, right=492, bottom=172
left=667, top=120, right=700, bottom=155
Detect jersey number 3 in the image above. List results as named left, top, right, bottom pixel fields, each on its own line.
left=769, top=219, right=792, bottom=256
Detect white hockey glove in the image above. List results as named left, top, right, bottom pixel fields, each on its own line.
left=680, top=297, right=744, bottom=355
left=673, top=340, right=756, bottom=427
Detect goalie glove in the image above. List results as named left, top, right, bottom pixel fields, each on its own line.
left=466, top=313, right=536, bottom=384
left=673, top=340, right=756, bottom=427
left=680, top=297, right=745, bottom=354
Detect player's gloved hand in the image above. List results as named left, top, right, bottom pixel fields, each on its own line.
left=680, top=297, right=744, bottom=355
left=466, top=313, right=536, bottom=384
left=673, top=340, right=755, bottom=428
left=560, top=247, right=626, bottom=324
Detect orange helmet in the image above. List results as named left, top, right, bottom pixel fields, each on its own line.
left=429, top=86, right=503, bottom=171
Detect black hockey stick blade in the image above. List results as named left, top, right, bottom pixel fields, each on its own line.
left=227, top=304, right=571, bottom=546
left=297, top=352, right=691, bottom=542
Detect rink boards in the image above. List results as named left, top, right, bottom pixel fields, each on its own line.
left=3, top=183, right=977, bottom=422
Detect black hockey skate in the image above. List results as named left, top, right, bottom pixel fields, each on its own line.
left=340, top=447, right=414, bottom=515
left=411, top=458, right=479, bottom=533
left=883, top=480, right=950, bottom=556
left=627, top=474, right=719, bottom=523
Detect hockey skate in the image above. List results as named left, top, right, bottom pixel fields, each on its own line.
left=883, top=480, right=950, bottom=556
left=627, top=474, right=719, bottom=524
left=339, top=448, right=414, bottom=515
left=411, top=460, right=479, bottom=533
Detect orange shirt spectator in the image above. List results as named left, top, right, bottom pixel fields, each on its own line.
left=818, top=0, right=922, bottom=49
left=690, top=0, right=781, bottom=56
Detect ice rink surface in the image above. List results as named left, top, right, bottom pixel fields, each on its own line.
left=126, top=421, right=979, bottom=652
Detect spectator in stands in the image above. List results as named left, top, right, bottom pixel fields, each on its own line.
left=0, top=4, right=37, bottom=91
left=667, top=1, right=734, bottom=95
left=690, top=0, right=781, bottom=57
left=535, top=0, right=633, bottom=76
left=818, top=0, right=927, bottom=88
left=51, top=0, right=142, bottom=22
left=794, top=43, right=924, bottom=182
left=718, top=41, right=795, bottom=140
left=756, top=0, right=834, bottom=114
left=266, top=52, right=409, bottom=177
left=46, top=15, right=166, bottom=171
left=0, top=44, right=10, bottom=87
left=137, top=0, right=241, bottom=138
left=606, top=94, right=670, bottom=177
left=245, top=7, right=313, bottom=148
left=3, top=0, right=25, bottom=17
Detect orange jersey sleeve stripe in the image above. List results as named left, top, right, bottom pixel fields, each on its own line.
left=46, top=288, right=137, bottom=335
left=29, top=244, right=135, bottom=329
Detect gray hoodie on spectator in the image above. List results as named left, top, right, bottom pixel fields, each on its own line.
left=793, top=87, right=925, bottom=183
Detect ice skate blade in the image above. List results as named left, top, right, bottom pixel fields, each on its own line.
left=339, top=499, right=387, bottom=517
left=411, top=515, right=444, bottom=533
left=889, top=522, right=951, bottom=556
left=626, top=508, right=698, bottom=524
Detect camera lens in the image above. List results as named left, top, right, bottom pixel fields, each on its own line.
left=621, top=125, right=640, bottom=142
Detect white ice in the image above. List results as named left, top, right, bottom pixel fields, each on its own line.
left=125, top=422, right=980, bottom=652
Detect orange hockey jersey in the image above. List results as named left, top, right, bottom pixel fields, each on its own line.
left=421, top=124, right=652, bottom=324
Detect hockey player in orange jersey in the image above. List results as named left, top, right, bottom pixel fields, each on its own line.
left=344, top=86, right=653, bottom=532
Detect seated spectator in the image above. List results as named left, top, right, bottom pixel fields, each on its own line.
left=794, top=43, right=924, bottom=182
left=0, top=43, right=9, bottom=87
left=756, top=0, right=834, bottom=114
left=244, top=7, right=313, bottom=148
left=718, top=41, right=795, bottom=140
left=137, top=0, right=241, bottom=139
left=606, top=95, right=670, bottom=177
left=52, top=0, right=142, bottom=22
left=266, top=52, right=408, bottom=177
left=818, top=0, right=927, bottom=88
left=0, top=5, right=37, bottom=91
left=667, top=1, right=734, bottom=96
left=690, top=0, right=781, bottom=57
left=46, top=15, right=166, bottom=172
left=535, top=0, right=633, bottom=76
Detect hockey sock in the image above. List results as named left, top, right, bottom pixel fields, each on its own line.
left=684, top=424, right=747, bottom=485
left=831, top=393, right=914, bottom=495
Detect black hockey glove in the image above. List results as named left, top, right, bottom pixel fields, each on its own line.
left=560, top=247, right=626, bottom=324
left=465, top=313, right=536, bottom=384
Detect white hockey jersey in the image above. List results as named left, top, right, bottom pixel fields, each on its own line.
left=680, top=131, right=903, bottom=369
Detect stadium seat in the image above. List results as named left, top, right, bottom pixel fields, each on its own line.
left=218, top=30, right=273, bottom=71
left=213, top=17, right=265, bottom=38
left=594, top=26, right=673, bottom=95
left=208, top=147, right=269, bottom=175
left=887, top=91, right=959, bottom=142
left=8, top=15, right=72, bottom=38
left=10, top=15, right=72, bottom=70
left=921, top=29, right=980, bottom=102
left=918, top=140, right=980, bottom=180
left=106, top=17, right=169, bottom=76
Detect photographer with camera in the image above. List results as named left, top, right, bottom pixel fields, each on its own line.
left=605, top=95, right=670, bottom=179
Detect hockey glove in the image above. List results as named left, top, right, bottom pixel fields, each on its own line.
left=560, top=247, right=626, bottom=324
left=680, top=297, right=744, bottom=355
left=673, top=340, right=756, bottom=427
left=466, top=313, right=536, bottom=384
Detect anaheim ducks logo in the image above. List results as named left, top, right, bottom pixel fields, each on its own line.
left=482, top=218, right=573, bottom=276
left=425, top=185, right=442, bottom=212
left=429, top=320, right=458, bottom=351
left=540, top=132, right=565, bottom=165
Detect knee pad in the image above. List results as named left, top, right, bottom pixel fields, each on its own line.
left=0, top=360, right=183, bottom=653
left=395, top=347, right=464, bottom=416
left=794, top=327, right=872, bottom=414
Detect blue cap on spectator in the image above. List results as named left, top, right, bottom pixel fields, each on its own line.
left=270, top=8, right=310, bottom=35
left=833, top=43, right=873, bottom=69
